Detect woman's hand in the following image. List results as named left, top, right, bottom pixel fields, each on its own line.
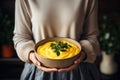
left=58, top=51, right=86, bottom=72
left=29, top=52, right=58, bottom=72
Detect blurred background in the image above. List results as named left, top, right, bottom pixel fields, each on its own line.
left=0, top=0, right=120, bottom=80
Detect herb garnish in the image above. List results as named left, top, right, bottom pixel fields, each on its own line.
left=50, top=41, right=72, bottom=56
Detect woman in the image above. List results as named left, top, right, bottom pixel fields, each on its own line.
left=13, top=0, right=100, bottom=80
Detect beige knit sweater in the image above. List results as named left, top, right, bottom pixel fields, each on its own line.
left=13, top=0, right=100, bottom=63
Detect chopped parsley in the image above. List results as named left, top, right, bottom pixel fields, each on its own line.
left=50, top=41, right=72, bottom=56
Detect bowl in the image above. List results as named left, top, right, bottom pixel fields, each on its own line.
left=35, top=37, right=81, bottom=68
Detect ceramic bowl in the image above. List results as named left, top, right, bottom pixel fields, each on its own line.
left=35, top=37, right=81, bottom=68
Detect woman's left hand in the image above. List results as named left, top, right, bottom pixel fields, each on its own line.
left=58, top=51, right=86, bottom=72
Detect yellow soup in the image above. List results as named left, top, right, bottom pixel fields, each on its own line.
left=37, top=41, right=80, bottom=59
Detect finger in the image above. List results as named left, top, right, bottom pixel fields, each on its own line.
left=32, top=56, right=58, bottom=72
left=30, top=53, right=58, bottom=72
left=58, top=64, right=78, bottom=72
left=30, top=53, right=40, bottom=66
left=32, top=54, right=58, bottom=72
left=74, top=55, right=82, bottom=64
left=74, top=51, right=85, bottom=64
left=33, top=58, right=58, bottom=72
left=37, top=65, right=58, bottom=72
left=33, top=59, right=40, bottom=66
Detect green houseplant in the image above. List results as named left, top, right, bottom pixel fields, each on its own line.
left=0, top=9, right=15, bottom=58
left=99, top=15, right=120, bottom=54
left=99, top=15, right=120, bottom=75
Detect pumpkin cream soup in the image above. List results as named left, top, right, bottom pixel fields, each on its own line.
left=37, top=41, right=80, bottom=59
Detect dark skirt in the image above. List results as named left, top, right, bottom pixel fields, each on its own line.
left=20, top=62, right=100, bottom=80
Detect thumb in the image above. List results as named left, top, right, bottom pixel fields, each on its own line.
left=29, top=52, right=40, bottom=66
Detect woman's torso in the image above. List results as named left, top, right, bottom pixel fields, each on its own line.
left=26, top=0, right=89, bottom=43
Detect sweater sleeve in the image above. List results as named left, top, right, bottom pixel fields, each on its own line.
left=80, top=0, right=100, bottom=63
left=13, top=0, right=35, bottom=63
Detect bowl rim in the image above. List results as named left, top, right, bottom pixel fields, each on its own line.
left=35, top=37, right=81, bottom=60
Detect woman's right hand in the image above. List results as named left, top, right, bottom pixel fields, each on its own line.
left=29, top=52, right=58, bottom=72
